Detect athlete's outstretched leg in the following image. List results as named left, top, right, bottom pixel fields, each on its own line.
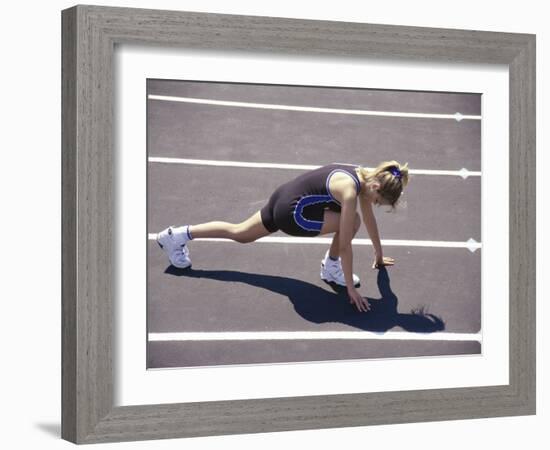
left=157, top=211, right=272, bottom=269
left=188, top=211, right=272, bottom=243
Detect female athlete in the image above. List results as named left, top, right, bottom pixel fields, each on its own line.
left=156, top=160, right=409, bottom=312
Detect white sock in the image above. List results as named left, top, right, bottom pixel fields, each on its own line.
left=183, top=225, right=193, bottom=240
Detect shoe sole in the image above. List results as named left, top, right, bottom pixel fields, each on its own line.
left=321, top=277, right=361, bottom=289
left=172, top=262, right=192, bottom=270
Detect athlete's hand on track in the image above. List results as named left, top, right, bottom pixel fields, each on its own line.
left=347, top=288, right=370, bottom=312
left=372, top=256, right=395, bottom=269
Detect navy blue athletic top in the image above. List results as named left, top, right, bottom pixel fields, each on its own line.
left=260, top=163, right=362, bottom=236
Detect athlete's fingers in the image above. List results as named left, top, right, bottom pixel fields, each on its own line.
left=350, top=292, right=369, bottom=312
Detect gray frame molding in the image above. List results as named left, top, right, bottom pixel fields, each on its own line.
left=62, top=5, right=536, bottom=444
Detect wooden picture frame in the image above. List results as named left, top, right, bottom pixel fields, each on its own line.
left=61, top=5, right=536, bottom=444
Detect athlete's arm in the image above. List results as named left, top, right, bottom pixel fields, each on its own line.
left=329, top=174, right=370, bottom=312
left=339, top=190, right=370, bottom=312
left=338, top=191, right=358, bottom=289
left=359, top=194, right=384, bottom=260
left=359, top=194, right=396, bottom=269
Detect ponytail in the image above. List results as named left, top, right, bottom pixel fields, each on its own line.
left=357, top=160, right=409, bottom=207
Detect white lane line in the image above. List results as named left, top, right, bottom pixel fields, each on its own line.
left=149, top=331, right=482, bottom=342
left=148, top=234, right=481, bottom=251
left=148, top=157, right=481, bottom=178
left=149, top=157, right=319, bottom=171
left=148, top=95, right=482, bottom=121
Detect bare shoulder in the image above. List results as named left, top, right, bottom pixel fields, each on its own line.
left=328, top=172, right=358, bottom=203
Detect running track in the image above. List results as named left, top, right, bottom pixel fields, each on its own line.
left=146, top=79, right=482, bottom=368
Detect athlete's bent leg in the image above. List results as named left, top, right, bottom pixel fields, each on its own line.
left=319, top=210, right=361, bottom=258
left=318, top=210, right=361, bottom=287
left=188, top=211, right=272, bottom=243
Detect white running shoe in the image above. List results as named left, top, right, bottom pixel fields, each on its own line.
left=320, top=250, right=360, bottom=288
left=156, top=225, right=192, bottom=269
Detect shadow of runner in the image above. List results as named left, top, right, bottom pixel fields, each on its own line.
left=164, top=266, right=445, bottom=333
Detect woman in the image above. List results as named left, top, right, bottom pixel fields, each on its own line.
left=157, top=160, right=409, bottom=312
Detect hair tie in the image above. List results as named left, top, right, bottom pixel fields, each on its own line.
left=389, top=166, right=402, bottom=180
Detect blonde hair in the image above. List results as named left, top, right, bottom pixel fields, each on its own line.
left=357, top=160, right=409, bottom=207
